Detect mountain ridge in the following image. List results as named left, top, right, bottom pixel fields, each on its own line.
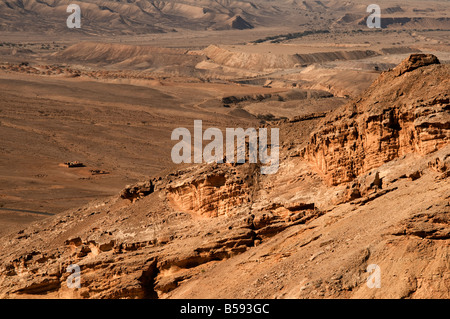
left=0, top=54, right=448, bottom=299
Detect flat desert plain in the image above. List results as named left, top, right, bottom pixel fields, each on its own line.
left=0, top=0, right=448, bottom=300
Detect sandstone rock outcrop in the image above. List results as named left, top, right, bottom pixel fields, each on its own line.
left=302, top=54, right=449, bottom=185
left=392, top=53, right=440, bottom=76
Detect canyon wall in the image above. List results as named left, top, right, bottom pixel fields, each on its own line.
left=302, top=54, right=449, bottom=185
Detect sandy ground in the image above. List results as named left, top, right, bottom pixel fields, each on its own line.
left=0, top=70, right=291, bottom=235
left=0, top=0, right=449, bottom=236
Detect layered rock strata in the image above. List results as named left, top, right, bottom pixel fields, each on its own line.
left=302, top=54, right=449, bottom=185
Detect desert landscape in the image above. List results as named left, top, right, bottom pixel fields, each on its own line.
left=0, top=0, right=448, bottom=300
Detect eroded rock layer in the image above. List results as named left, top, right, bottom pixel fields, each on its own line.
left=302, top=54, right=449, bottom=185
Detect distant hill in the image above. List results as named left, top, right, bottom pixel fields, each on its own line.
left=1, top=0, right=449, bottom=35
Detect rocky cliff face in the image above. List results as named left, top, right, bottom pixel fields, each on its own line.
left=0, top=55, right=448, bottom=299
left=165, top=165, right=256, bottom=218
left=302, top=54, right=449, bottom=185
